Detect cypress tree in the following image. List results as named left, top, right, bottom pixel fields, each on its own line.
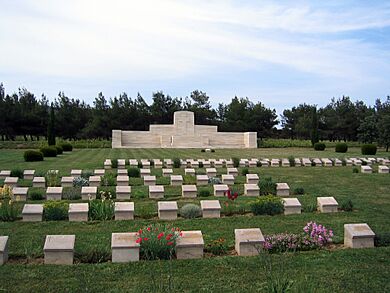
left=47, top=104, right=56, bottom=146
left=310, top=107, right=319, bottom=146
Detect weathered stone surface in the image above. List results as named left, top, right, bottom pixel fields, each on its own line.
left=176, top=231, right=204, bottom=259
left=117, top=169, right=128, bottom=175
left=23, top=169, right=35, bottom=180
left=182, top=185, right=197, bottom=198
left=44, top=235, right=75, bottom=265
left=260, top=159, right=269, bottom=167
left=4, top=177, right=18, bottom=188
left=162, top=168, right=173, bottom=177
left=321, top=158, right=333, bottom=166
left=281, top=159, right=290, bottom=167
left=313, top=158, right=322, bottom=166
left=154, top=159, right=163, bottom=168
left=185, top=168, right=196, bottom=176
left=68, top=203, right=88, bottom=222
left=141, top=160, right=151, bottom=169
left=239, top=159, right=248, bottom=167
left=227, top=168, right=238, bottom=177
left=70, top=169, right=82, bottom=177
left=0, top=236, right=9, bottom=265
left=200, top=200, right=220, bottom=218
left=129, top=159, right=138, bottom=167
left=22, top=204, right=43, bottom=222
left=246, top=174, right=259, bottom=185
left=61, top=176, right=74, bottom=188
left=116, top=186, right=131, bottom=200
left=116, top=175, right=129, bottom=186
left=170, top=175, right=183, bottom=186
left=317, top=196, right=338, bottom=213
left=235, top=228, right=265, bottom=256
left=114, top=202, right=134, bottom=220
left=111, top=233, right=140, bottom=262
left=294, top=158, right=302, bottom=166
left=276, top=183, right=290, bottom=196
left=89, top=176, right=101, bottom=187
left=140, top=169, right=151, bottom=178
left=283, top=198, right=301, bottom=215
left=378, top=165, right=389, bottom=174
left=196, top=175, right=209, bottom=186
left=213, top=184, right=228, bottom=197
left=222, top=174, right=235, bottom=185
left=361, top=165, right=372, bottom=174
left=206, top=168, right=217, bottom=178
left=32, top=176, right=46, bottom=188
left=46, top=187, right=63, bottom=200
left=225, top=159, right=234, bottom=168
left=302, top=158, right=312, bottom=167
left=158, top=201, right=178, bottom=220
left=0, top=170, right=11, bottom=180
left=271, top=159, right=280, bottom=167
left=244, top=184, right=259, bottom=196
left=164, top=159, right=173, bottom=168
left=117, top=159, right=126, bottom=169
left=94, top=169, right=105, bottom=176
left=12, top=187, right=28, bottom=201
left=333, top=159, right=342, bottom=166
left=149, top=185, right=164, bottom=199
left=104, top=159, right=112, bottom=169
left=344, top=223, right=375, bottom=249
left=81, top=186, right=97, bottom=200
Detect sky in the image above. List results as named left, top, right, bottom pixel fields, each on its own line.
left=1, top=0, right=390, bottom=116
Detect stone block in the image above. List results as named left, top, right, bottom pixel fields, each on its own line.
left=0, top=170, right=11, bottom=180
left=344, top=223, right=375, bottom=249
left=117, top=169, right=128, bottom=176
left=248, top=160, right=258, bottom=168
left=164, top=159, right=173, bottom=168
left=227, top=168, right=238, bottom=177
left=149, top=185, right=164, bottom=199
left=0, top=236, right=9, bottom=265
left=206, top=168, right=217, bottom=178
left=271, top=159, right=280, bottom=167
left=176, top=231, right=204, bottom=259
left=129, top=159, right=138, bottom=167
left=239, top=159, right=248, bottom=167
left=361, top=166, right=372, bottom=174
left=235, top=228, right=265, bottom=256
left=111, top=232, right=140, bottom=262
left=158, top=201, right=178, bottom=220
left=196, top=175, right=209, bottom=186
left=22, top=204, right=43, bottom=222
left=345, top=159, right=353, bottom=166
left=200, top=200, right=221, bottom=218
left=190, top=160, right=199, bottom=168
left=4, top=177, right=18, bottom=188
left=353, top=159, right=362, bottom=166
left=222, top=174, right=235, bottom=185
left=12, top=187, right=28, bottom=201
left=283, top=198, right=301, bottom=215
left=61, top=176, right=74, bottom=188
left=154, top=159, right=163, bottom=168
left=143, top=175, right=156, bottom=186
left=317, top=196, right=338, bottom=213
left=114, top=202, right=134, bottom=220
left=378, top=165, right=389, bottom=174
left=244, top=184, right=259, bottom=196
left=32, top=176, right=46, bottom=188
left=44, top=235, right=75, bottom=265
left=140, top=168, right=151, bottom=178
left=202, top=160, right=211, bottom=168
left=276, top=183, right=290, bottom=196
left=68, top=203, right=88, bottom=222
left=182, top=185, right=197, bottom=198
left=81, top=186, right=97, bottom=200
left=70, top=169, right=82, bottom=177
left=23, top=169, right=35, bottom=180
left=321, top=158, right=333, bottom=166
left=117, top=159, right=126, bottom=169
left=214, top=160, right=223, bottom=168
left=313, top=158, right=322, bottom=166
left=246, top=174, right=259, bottom=185
left=185, top=168, right=196, bottom=176
left=302, top=158, right=312, bottom=167
left=116, top=186, right=131, bottom=200
left=89, top=176, right=101, bottom=187
left=294, top=158, right=302, bottom=166
left=170, top=175, right=183, bottom=186
left=281, top=159, right=290, bottom=167
left=162, top=168, right=173, bottom=177
left=225, top=159, right=234, bottom=168
left=104, top=159, right=112, bottom=169
left=140, top=160, right=150, bottom=169
left=94, top=169, right=105, bottom=176
left=260, top=160, right=269, bottom=167
left=333, top=159, right=342, bottom=166
left=46, top=187, right=63, bottom=200
left=213, top=184, right=228, bottom=197
left=116, top=175, right=129, bottom=186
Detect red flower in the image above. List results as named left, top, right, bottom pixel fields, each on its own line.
left=143, top=237, right=149, bottom=241
left=179, top=232, right=183, bottom=237
left=138, top=229, right=142, bottom=234
left=157, top=232, right=164, bottom=240
left=136, top=238, right=142, bottom=243
left=166, top=234, right=172, bottom=241
left=147, top=227, right=151, bottom=231
left=167, top=241, right=173, bottom=246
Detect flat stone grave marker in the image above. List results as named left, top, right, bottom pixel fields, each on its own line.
left=89, top=176, right=101, bottom=187
left=196, top=175, right=209, bottom=186
left=206, top=168, right=217, bottom=178
left=0, top=170, right=11, bottom=180
left=129, top=159, right=138, bottom=167
left=12, top=187, right=28, bottom=201
left=140, top=169, right=151, bottom=178
left=213, top=184, right=228, bottom=197
left=378, top=165, right=389, bottom=174
left=244, top=184, right=259, bottom=196
left=302, top=158, right=311, bottom=167
left=321, top=158, right=333, bottom=166
left=294, top=158, right=302, bottom=166
left=111, top=232, right=139, bottom=262
left=81, top=186, right=97, bottom=200
left=344, top=223, right=375, bottom=249
left=116, top=186, right=131, bottom=200
left=61, top=176, right=74, bottom=188
left=44, top=235, right=75, bottom=265
left=158, top=201, right=178, bottom=220
left=71, top=169, right=82, bottom=177
left=141, top=160, right=150, bottom=169
left=235, top=228, right=265, bottom=256
left=312, top=158, right=322, bottom=166
left=22, top=204, right=43, bottom=222
left=4, top=177, right=18, bottom=188
left=116, top=175, right=129, bottom=186
left=46, top=187, right=63, bottom=200
left=271, top=159, right=280, bottom=167
left=185, top=168, right=196, bottom=176
left=104, top=159, right=112, bottom=169
left=227, top=167, right=238, bottom=177
left=117, top=159, right=126, bottom=169
left=281, top=159, right=290, bottom=167
left=225, top=159, right=234, bottom=167
left=222, top=174, right=235, bottom=185
left=246, top=174, right=259, bottom=185
left=276, top=183, right=290, bottom=196
left=117, top=169, right=128, bottom=175
left=283, top=198, right=302, bottom=215
left=68, top=203, right=88, bottom=222
left=200, top=200, right=221, bottom=218
left=23, top=169, right=35, bottom=180
left=176, top=231, right=204, bottom=260
left=171, top=175, right=183, bottom=186
left=361, top=165, right=372, bottom=174
left=32, top=176, right=46, bottom=188
left=94, top=169, right=105, bottom=176
left=154, top=159, right=163, bottom=168
left=260, top=159, right=269, bottom=167
left=149, top=185, right=164, bottom=199
left=317, top=196, right=338, bottom=213
left=0, top=236, right=9, bottom=265
left=239, top=159, right=248, bottom=167
left=114, top=202, right=134, bottom=220
left=143, top=175, right=156, bottom=186
left=182, top=185, right=197, bottom=198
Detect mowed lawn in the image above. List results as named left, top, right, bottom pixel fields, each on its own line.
left=0, top=147, right=390, bottom=292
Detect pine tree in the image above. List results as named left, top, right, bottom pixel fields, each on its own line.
left=47, top=104, right=56, bottom=146
left=310, top=107, right=319, bottom=146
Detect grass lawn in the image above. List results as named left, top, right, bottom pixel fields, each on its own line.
left=0, top=147, right=390, bottom=292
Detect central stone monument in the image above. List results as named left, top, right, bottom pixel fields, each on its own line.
left=112, top=111, right=257, bottom=148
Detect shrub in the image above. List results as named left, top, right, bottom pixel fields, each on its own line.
left=89, top=191, right=114, bottom=220
left=60, top=143, right=73, bottom=152
left=374, top=233, right=390, bottom=247
left=63, top=187, right=81, bottom=200
left=24, top=150, right=44, bottom=162
left=55, top=146, right=63, bottom=155
left=136, top=223, right=182, bottom=260
left=208, top=177, right=222, bottom=184
left=257, top=161, right=262, bottom=167
left=128, top=167, right=140, bottom=178
left=232, top=157, right=240, bottom=168
left=335, top=143, right=348, bottom=153
left=211, top=149, right=215, bottom=153
left=288, top=156, right=295, bottom=167
left=263, top=233, right=302, bottom=253
left=40, top=146, right=57, bottom=157
left=81, top=170, right=93, bottom=179
left=241, top=167, right=249, bottom=176
left=259, top=176, right=276, bottom=195
left=361, top=144, right=377, bottom=155
left=0, top=185, right=18, bottom=221
left=180, top=204, right=201, bottom=219
left=199, top=189, right=210, bottom=197
left=10, top=168, right=23, bottom=178
left=198, top=161, right=204, bottom=168
left=43, top=201, right=68, bottom=221
left=201, top=149, right=206, bottom=152
left=250, top=195, right=284, bottom=216
left=352, top=167, right=359, bottom=173
left=45, top=170, right=60, bottom=187
left=73, top=176, right=89, bottom=187
left=301, top=222, right=333, bottom=249
left=173, top=158, right=181, bottom=168
left=205, top=238, right=228, bottom=255
left=303, top=203, right=317, bottom=213
left=101, top=173, right=116, bottom=186
left=111, top=159, right=118, bottom=168
left=340, top=198, right=353, bottom=211
left=75, top=244, right=110, bottom=263
left=29, top=190, right=45, bottom=200
left=293, top=187, right=305, bottom=195
left=314, top=142, right=326, bottom=151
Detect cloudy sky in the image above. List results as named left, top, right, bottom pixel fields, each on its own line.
left=1, top=0, right=390, bottom=114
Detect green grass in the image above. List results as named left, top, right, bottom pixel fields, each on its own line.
left=0, top=148, right=390, bottom=292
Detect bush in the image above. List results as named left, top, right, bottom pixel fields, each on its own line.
left=288, top=156, right=295, bottom=167
left=10, top=168, right=23, bottom=178
left=180, top=204, right=201, bottom=219
left=55, top=146, right=63, bottom=155
left=199, top=189, right=210, bottom=197
left=335, top=143, right=348, bottom=153
left=303, top=203, right=317, bottom=213
left=60, top=143, right=73, bottom=152
left=89, top=191, right=114, bottom=220
left=40, top=146, right=57, bottom=157
left=201, top=149, right=206, bottom=152
left=361, top=144, right=377, bottom=155
left=45, top=170, right=60, bottom=187
left=128, top=167, right=140, bottom=178
left=173, top=158, right=181, bottom=168
left=29, top=189, right=44, bottom=200
left=352, top=167, right=359, bottom=173
left=211, top=149, right=215, bottom=153
left=232, top=157, right=240, bottom=168
left=24, top=150, right=44, bottom=162
left=63, top=187, right=81, bottom=200
left=111, top=159, right=118, bottom=168
left=0, top=185, right=18, bottom=221
left=81, top=170, right=93, bottom=179
left=73, top=176, right=89, bottom=187
left=293, top=187, right=305, bottom=195
left=136, top=223, right=182, bottom=260
left=43, top=201, right=68, bottom=221
left=205, top=238, right=228, bottom=255
left=374, top=233, right=390, bottom=247
left=250, top=195, right=284, bottom=216
left=241, top=167, right=249, bottom=176
left=340, top=198, right=353, bottom=211
left=259, top=176, right=276, bottom=195
left=198, top=161, right=204, bottom=168
left=314, top=142, right=326, bottom=151
left=101, top=173, right=116, bottom=186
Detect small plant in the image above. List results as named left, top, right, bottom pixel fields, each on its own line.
left=205, top=238, right=228, bottom=255
left=81, top=170, right=93, bottom=179
left=128, top=167, right=140, bottom=178
left=293, top=187, right=305, bottom=195
left=55, top=146, right=63, bottom=155
left=222, top=188, right=239, bottom=216
left=314, top=142, right=326, bottom=151
left=60, top=143, right=73, bottom=152
left=24, top=150, right=44, bottom=162
left=199, top=189, right=210, bottom=197
left=303, top=203, right=317, bottom=213
left=180, top=204, right=201, bottom=219
left=374, top=233, right=390, bottom=247
left=111, top=159, right=118, bottom=168
left=101, top=173, right=116, bottom=186
left=201, top=149, right=206, bottom=152
left=341, top=159, right=347, bottom=166
left=45, top=170, right=60, bottom=187
left=75, top=244, right=110, bottom=263
left=173, top=158, right=181, bottom=168
left=250, top=195, right=284, bottom=216
left=352, top=167, right=359, bottom=173
left=43, top=201, right=68, bottom=221
left=211, top=149, right=215, bottom=153
left=40, top=146, right=58, bottom=157
left=89, top=191, right=114, bottom=220
left=301, top=221, right=333, bottom=248
left=136, top=223, right=182, bottom=260
left=361, top=144, right=377, bottom=155
left=198, top=161, right=204, bottom=168
left=288, top=156, right=295, bottom=167
left=29, top=189, right=44, bottom=200
left=335, top=143, right=348, bottom=153
left=208, top=177, right=222, bottom=184
left=10, top=168, right=23, bottom=178
left=232, top=157, right=240, bottom=168
left=340, top=198, right=353, bottom=211
left=0, top=185, right=18, bottom=221
left=259, top=176, right=276, bottom=195
left=241, top=167, right=249, bottom=176
left=73, top=176, right=89, bottom=187
left=256, top=161, right=262, bottom=167
left=63, top=187, right=81, bottom=200
left=263, top=233, right=302, bottom=253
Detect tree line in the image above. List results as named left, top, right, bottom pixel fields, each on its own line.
left=0, top=83, right=389, bottom=150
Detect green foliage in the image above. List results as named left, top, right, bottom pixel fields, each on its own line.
left=303, top=203, right=317, bottom=213
left=288, top=155, right=295, bottom=167
left=259, top=176, right=276, bottom=195
left=81, top=170, right=93, bottom=179
left=199, top=189, right=210, bottom=197
left=201, top=149, right=206, bottom=152
left=0, top=185, right=18, bottom=221
left=173, top=158, right=181, bottom=168
left=180, top=204, right=201, bottom=219
left=23, top=150, right=44, bottom=162
left=55, top=146, right=63, bottom=155
left=29, top=189, right=44, bottom=200
left=293, top=187, right=305, bottom=195
left=72, top=177, right=89, bottom=187
left=374, top=233, right=390, bottom=247
left=340, top=198, right=353, bottom=212
left=314, top=142, right=326, bottom=151
left=75, top=244, right=111, bottom=263
left=250, top=195, right=284, bottom=216
left=232, top=157, right=240, bottom=168
left=128, top=167, right=140, bottom=178
left=10, top=168, right=23, bottom=178
left=60, top=143, right=73, bottom=152
left=241, top=167, right=249, bottom=176
left=335, top=143, right=348, bottom=153
left=361, top=144, right=377, bottom=155
left=40, top=146, right=57, bottom=157
left=352, top=167, right=359, bottom=173
left=43, top=201, right=68, bottom=221
left=111, top=159, right=118, bottom=168
left=47, top=104, right=56, bottom=146
left=310, top=107, right=319, bottom=146
left=205, top=238, right=228, bottom=256
left=63, top=187, right=81, bottom=200
left=89, top=191, right=114, bottom=221
left=45, top=170, right=60, bottom=187
left=101, top=173, right=116, bottom=186
left=211, top=149, right=215, bottom=153
left=357, top=114, right=377, bottom=144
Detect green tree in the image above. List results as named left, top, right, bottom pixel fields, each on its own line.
left=47, top=104, right=56, bottom=146
left=357, top=114, right=378, bottom=143
left=310, top=107, right=319, bottom=146
left=376, top=97, right=390, bottom=151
